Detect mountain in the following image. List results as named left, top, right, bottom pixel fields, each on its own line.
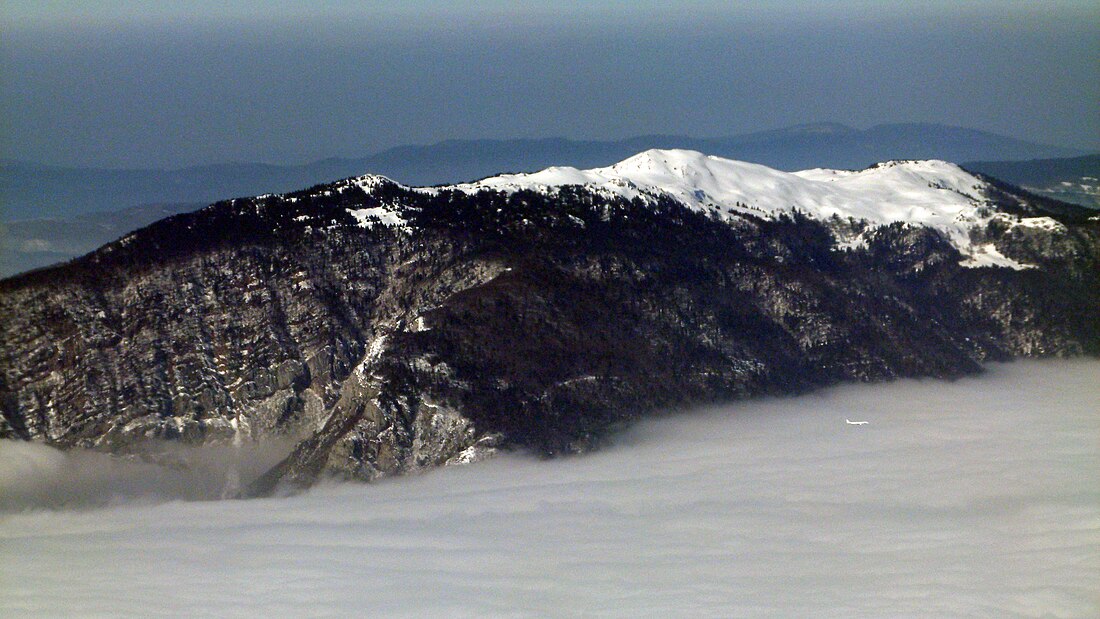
left=1, top=123, right=1080, bottom=222
left=7, top=150, right=1096, bottom=280
left=1, top=150, right=1096, bottom=494
left=964, top=154, right=1100, bottom=208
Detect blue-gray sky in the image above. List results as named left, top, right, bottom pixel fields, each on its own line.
left=2, top=1, right=1097, bottom=169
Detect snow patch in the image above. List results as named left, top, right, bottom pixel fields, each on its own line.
left=1012, top=216, right=1065, bottom=232
left=348, top=206, right=407, bottom=230
left=961, top=243, right=1036, bottom=270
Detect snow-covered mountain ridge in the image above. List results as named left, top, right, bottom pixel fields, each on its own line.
left=328, top=149, right=1075, bottom=269
left=443, top=149, right=1061, bottom=268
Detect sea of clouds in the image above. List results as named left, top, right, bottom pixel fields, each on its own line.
left=1, top=360, right=1097, bottom=617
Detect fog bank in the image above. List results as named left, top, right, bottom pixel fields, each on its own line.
left=1, top=360, right=1097, bottom=617
left=0, top=438, right=295, bottom=511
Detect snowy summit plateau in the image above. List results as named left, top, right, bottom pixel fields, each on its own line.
left=446, top=149, right=1072, bottom=268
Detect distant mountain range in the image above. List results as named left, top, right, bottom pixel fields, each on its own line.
left=1, top=123, right=1085, bottom=222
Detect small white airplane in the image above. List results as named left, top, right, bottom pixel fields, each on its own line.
left=845, top=418, right=869, bottom=425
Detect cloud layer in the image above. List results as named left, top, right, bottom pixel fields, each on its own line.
left=1, top=360, right=1097, bottom=617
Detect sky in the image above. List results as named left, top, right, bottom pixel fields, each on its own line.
left=2, top=360, right=1097, bottom=615
left=1, top=1, right=1098, bottom=169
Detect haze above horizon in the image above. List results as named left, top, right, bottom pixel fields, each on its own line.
left=2, top=1, right=1097, bottom=169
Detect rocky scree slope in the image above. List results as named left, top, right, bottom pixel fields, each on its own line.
left=1, top=150, right=1097, bottom=494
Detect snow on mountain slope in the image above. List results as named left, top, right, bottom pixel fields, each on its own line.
left=444, top=149, right=1050, bottom=268
left=451, top=149, right=987, bottom=222
left=317, top=149, right=1060, bottom=269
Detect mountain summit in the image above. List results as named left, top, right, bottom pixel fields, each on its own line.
left=405, top=150, right=1080, bottom=268
left=1, top=152, right=1097, bottom=493
left=456, top=150, right=1003, bottom=256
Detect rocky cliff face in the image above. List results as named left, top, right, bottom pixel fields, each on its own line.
left=2, top=152, right=1097, bottom=493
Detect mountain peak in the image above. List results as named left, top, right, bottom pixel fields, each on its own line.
left=609, top=149, right=748, bottom=180
left=441, top=150, right=1059, bottom=269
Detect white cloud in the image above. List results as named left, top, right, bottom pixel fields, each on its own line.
left=1, top=360, right=1097, bottom=617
